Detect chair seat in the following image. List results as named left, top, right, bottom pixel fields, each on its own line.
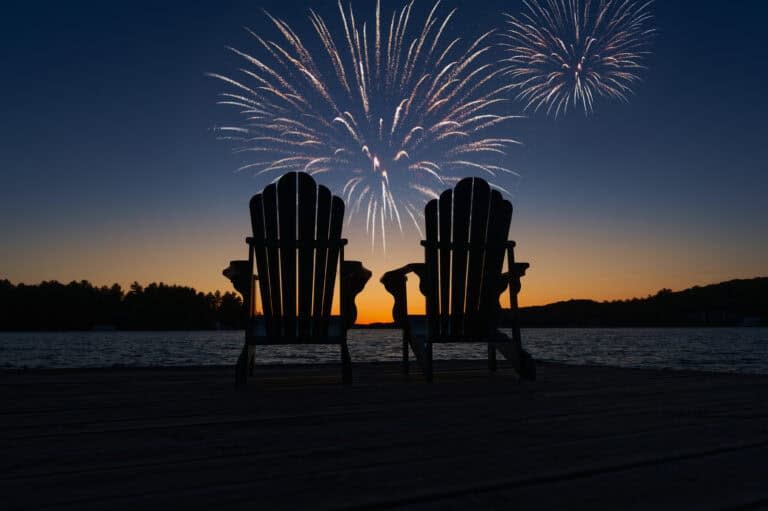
left=404, top=315, right=509, bottom=343
left=246, top=315, right=346, bottom=344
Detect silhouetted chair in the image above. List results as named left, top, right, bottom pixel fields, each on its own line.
left=381, top=177, right=535, bottom=382
left=225, top=172, right=371, bottom=385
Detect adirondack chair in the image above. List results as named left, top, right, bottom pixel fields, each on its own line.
left=224, top=172, right=371, bottom=385
left=381, top=177, right=535, bottom=382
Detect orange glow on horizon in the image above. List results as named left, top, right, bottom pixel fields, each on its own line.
left=2, top=213, right=766, bottom=325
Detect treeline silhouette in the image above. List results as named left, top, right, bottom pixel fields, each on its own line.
left=0, top=280, right=244, bottom=331
left=514, top=278, right=768, bottom=327
left=2, top=277, right=766, bottom=331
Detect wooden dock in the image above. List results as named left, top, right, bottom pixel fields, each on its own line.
left=2, top=361, right=767, bottom=510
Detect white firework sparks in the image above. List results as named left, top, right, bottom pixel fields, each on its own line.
left=210, top=0, right=521, bottom=251
left=501, top=0, right=654, bottom=117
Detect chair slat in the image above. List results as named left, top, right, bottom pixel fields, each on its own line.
left=297, top=173, right=316, bottom=337
left=465, top=179, right=491, bottom=332
left=424, top=199, right=439, bottom=338
left=313, top=185, right=331, bottom=337
left=249, top=194, right=273, bottom=334
left=262, top=183, right=282, bottom=335
left=322, top=196, right=344, bottom=327
left=479, top=191, right=512, bottom=330
left=278, top=173, right=297, bottom=338
left=438, top=189, right=452, bottom=336
left=450, top=179, right=472, bottom=336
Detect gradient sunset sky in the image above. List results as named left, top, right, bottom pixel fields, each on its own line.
left=1, top=1, right=767, bottom=323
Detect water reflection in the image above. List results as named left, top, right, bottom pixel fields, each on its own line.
left=0, top=328, right=766, bottom=374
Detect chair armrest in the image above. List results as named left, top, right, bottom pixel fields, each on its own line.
left=340, top=261, right=372, bottom=328
left=499, top=262, right=530, bottom=305
left=380, top=263, right=426, bottom=327
left=223, top=260, right=252, bottom=299
left=381, top=263, right=427, bottom=286
left=501, top=262, right=530, bottom=281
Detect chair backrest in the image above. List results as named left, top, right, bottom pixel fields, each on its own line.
left=421, top=177, right=513, bottom=338
left=249, top=172, right=346, bottom=338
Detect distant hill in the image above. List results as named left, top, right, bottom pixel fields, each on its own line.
left=515, top=278, right=768, bottom=328
left=358, top=278, right=768, bottom=329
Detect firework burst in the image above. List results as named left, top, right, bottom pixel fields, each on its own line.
left=210, top=1, right=521, bottom=251
left=501, top=0, right=654, bottom=117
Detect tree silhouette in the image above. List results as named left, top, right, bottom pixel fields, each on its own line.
left=0, top=280, right=244, bottom=331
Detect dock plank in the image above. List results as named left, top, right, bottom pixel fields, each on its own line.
left=1, top=361, right=767, bottom=510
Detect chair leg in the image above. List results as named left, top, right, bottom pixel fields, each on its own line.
left=425, top=341, right=433, bottom=383
left=488, top=343, right=497, bottom=372
left=494, top=339, right=536, bottom=381
left=402, top=334, right=410, bottom=375
left=520, top=349, right=536, bottom=381
left=341, top=341, right=353, bottom=384
left=511, top=325, right=536, bottom=380
left=235, top=345, right=249, bottom=386
left=248, top=345, right=256, bottom=376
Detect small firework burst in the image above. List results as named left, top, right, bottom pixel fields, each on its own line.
left=502, top=0, right=655, bottom=117
left=210, top=1, right=521, bottom=251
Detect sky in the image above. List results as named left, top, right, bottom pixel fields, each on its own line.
left=1, top=1, right=767, bottom=323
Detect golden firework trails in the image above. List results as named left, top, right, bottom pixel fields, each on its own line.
left=501, top=0, right=654, bottom=117
left=210, top=1, right=521, bottom=251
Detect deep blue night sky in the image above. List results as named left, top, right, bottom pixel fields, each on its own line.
left=1, top=1, right=767, bottom=318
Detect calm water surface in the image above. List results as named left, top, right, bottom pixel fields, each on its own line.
left=1, top=328, right=766, bottom=374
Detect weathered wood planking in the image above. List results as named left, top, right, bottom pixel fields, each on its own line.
left=1, top=362, right=767, bottom=510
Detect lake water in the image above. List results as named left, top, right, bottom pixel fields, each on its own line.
left=1, top=328, right=767, bottom=374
